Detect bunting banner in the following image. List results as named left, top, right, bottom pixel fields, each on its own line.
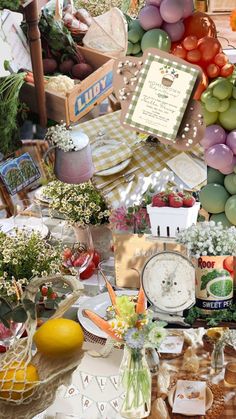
left=64, top=385, right=80, bottom=398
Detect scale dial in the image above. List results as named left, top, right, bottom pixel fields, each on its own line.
left=141, top=251, right=195, bottom=313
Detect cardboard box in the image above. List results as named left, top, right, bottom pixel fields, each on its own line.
left=20, top=46, right=114, bottom=125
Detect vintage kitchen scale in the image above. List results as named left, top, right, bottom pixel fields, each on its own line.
left=141, top=251, right=196, bottom=326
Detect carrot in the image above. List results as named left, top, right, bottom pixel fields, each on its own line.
left=24, top=72, right=34, bottom=84
left=83, top=309, right=122, bottom=341
left=100, top=270, right=119, bottom=315
left=136, top=286, right=146, bottom=315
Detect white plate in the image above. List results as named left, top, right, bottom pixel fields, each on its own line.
left=168, top=385, right=213, bottom=415
left=96, top=158, right=131, bottom=177
left=0, top=217, right=49, bottom=239
left=77, top=290, right=138, bottom=339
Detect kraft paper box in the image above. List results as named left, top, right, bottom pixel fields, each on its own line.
left=113, top=233, right=185, bottom=288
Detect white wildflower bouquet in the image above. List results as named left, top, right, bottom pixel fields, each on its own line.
left=44, top=180, right=110, bottom=226
left=45, top=123, right=77, bottom=152
left=176, top=221, right=236, bottom=258
left=0, top=229, right=61, bottom=302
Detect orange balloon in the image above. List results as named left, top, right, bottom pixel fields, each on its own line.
left=193, top=70, right=208, bottom=100
left=184, top=11, right=217, bottom=39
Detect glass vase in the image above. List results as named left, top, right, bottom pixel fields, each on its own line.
left=211, top=343, right=225, bottom=373
left=119, top=346, right=151, bottom=418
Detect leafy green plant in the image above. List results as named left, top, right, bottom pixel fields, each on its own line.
left=185, top=304, right=236, bottom=326
left=0, top=0, right=20, bottom=11
left=200, top=269, right=230, bottom=290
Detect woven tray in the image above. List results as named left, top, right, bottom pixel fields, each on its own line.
left=167, top=373, right=225, bottom=419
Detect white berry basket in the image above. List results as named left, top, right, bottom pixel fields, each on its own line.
left=147, top=202, right=200, bottom=238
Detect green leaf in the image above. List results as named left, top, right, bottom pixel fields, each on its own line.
left=0, top=315, right=10, bottom=329
left=0, top=297, right=12, bottom=317
left=22, top=298, right=36, bottom=320
left=10, top=306, right=27, bottom=323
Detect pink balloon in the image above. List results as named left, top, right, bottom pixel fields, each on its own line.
left=182, top=0, right=194, bottom=18
left=162, top=20, right=185, bottom=41
left=200, top=124, right=226, bottom=150
left=139, top=5, right=163, bottom=30
left=146, top=0, right=163, bottom=5
left=160, top=0, right=184, bottom=23
left=205, top=144, right=233, bottom=170
left=226, top=130, right=236, bottom=155
left=220, top=156, right=236, bottom=174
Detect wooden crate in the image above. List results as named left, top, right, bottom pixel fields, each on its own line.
left=20, top=47, right=114, bottom=125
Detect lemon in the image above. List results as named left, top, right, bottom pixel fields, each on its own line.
left=33, top=318, right=84, bottom=357
left=206, top=327, right=229, bottom=341
left=0, top=361, right=39, bottom=401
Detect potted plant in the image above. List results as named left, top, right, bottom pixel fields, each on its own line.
left=176, top=221, right=236, bottom=314
left=44, top=180, right=111, bottom=259
left=0, top=229, right=62, bottom=346
left=45, top=123, right=94, bottom=184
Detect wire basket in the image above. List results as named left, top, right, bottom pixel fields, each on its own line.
left=0, top=274, right=84, bottom=419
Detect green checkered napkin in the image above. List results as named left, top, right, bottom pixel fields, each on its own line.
left=91, top=140, right=132, bottom=173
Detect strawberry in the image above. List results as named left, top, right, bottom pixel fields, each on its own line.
left=177, top=191, right=184, bottom=198
left=152, top=193, right=168, bottom=207
left=183, top=194, right=196, bottom=207
left=50, top=292, right=58, bottom=300
left=41, top=286, right=48, bottom=297
left=169, top=195, right=183, bottom=208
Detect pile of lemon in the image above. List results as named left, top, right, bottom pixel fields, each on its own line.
left=0, top=318, right=84, bottom=401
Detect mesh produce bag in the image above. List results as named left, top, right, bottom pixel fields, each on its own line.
left=0, top=275, right=84, bottom=419
left=83, top=7, right=128, bottom=57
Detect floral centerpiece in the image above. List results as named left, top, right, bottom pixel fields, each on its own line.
left=176, top=221, right=236, bottom=315
left=0, top=229, right=61, bottom=345
left=45, top=123, right=79, bottom=152
left=109, top=205, right=150, bottom=234
left=84, top=282, right=166, bottom=418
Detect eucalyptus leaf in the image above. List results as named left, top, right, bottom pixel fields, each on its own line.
left=11, top=306, right=27, bottom=323
left=0, top=297, right=12, bottom=317
left=0, top=315, right=10, bottom=329
left=22, top=298, right=36, bottom=320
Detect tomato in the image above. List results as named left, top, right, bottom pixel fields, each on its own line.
left=172, top=44, right=187, bottom=59
left=80, top=261, right=96, bottom=280
left=206, top=63, right=220, bottom=78
left=63, top=248, right=72, bottom=259
left=186, top=49, right=201, bottom=63
left=182, top=36, right=198, bottom=51
left=193, top=70, right=208, bottom=100
left=92, top=250, right=100, bottom=268
left=220, top=63, right=234, bottom=77
left=50, top=292, right=58, bottom=300
left=184, top=11, right=217, bottom=39
left=214, top=53, right=228, bottom=68
left=41, top=286, right=48, bottom=297
left=198, top=36, right=221, bottom=62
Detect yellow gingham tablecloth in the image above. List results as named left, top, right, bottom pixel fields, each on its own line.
left=78, top=111, right=204, bottom=208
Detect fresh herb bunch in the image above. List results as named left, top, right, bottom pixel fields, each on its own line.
left=0, top=0, right=20, bottom=11
left=0, top=64, right=26, bottom=156
left=185, top=304, right=236, bottom=327
left=44, top=180, right=110, bottom=226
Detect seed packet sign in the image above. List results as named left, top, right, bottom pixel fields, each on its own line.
left=196, top=256, right=234, bottom=314
left=113, top=49, right=204, bottom=151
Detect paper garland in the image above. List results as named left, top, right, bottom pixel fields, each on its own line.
left=61, top=372, right=124, bottom=416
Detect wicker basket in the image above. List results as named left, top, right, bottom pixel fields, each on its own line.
left=0, top=274, right=84, bottom=419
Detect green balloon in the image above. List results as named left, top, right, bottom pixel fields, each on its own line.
left=207, top=167, right=225, bottom=185
left=224, top=174, right=236, bottom=195
left=210, top=213, right=232, bottom=228
left=200, top=183, right=230, bottom=214
left=141, top=29, right=171, bottom=52
left=225, top=195, right=236, bottom=225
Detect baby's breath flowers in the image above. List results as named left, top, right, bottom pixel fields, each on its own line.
left=176, top=221, right=236, bottom=257
left=44, top=180, right=110, bottom=227
left=0, top=229, right=61, bottom=302
left=45, top=122, right=85, bottom=152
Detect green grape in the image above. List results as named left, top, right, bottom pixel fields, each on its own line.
left=232, top=87, right=236, bottom=100
left=202, top=104, right=218, bottom=126
left=205, top=97, right=220, bottom=112
left=201, top=90, right=213, bottom=103
left=132, top=42, right=141, bottom=55
left=127, top=41, right=134, bottom=55
left=212, top=80, right=233, bottom=100
left=218, top=99, right=230, bottom=113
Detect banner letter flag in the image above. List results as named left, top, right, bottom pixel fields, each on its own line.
left=96, top=376, right=108, bottom=392
left=110, top=397, right=120, bottom=413
left=81, top=395, right=94, bottom=412
left=80, top=372, right=94, bottom=389
left=109, top=375, right=120, bottom=390
left=64, top=385, right=80, bottom=398
left=97, top=401, right=108, bottom=416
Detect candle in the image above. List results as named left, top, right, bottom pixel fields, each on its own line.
left=224, top=362, right=236, bottom=387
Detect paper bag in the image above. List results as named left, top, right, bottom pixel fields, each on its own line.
left=113, top=233, right=185, bottom=288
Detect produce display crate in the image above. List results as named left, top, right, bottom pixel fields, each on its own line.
left=20, top=46, right=114, bottom=125
left=147, top=202, right=200, bottom=238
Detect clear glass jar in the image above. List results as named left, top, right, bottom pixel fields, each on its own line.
left=211, top=342, right=225, bottom=372
left=119, top=346, right=151, bottom=418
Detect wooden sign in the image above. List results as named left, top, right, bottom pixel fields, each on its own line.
left=113, top=48, right=205, bottom=151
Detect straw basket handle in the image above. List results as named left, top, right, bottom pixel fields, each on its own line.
left=23, top=274, right=83, bottom=332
